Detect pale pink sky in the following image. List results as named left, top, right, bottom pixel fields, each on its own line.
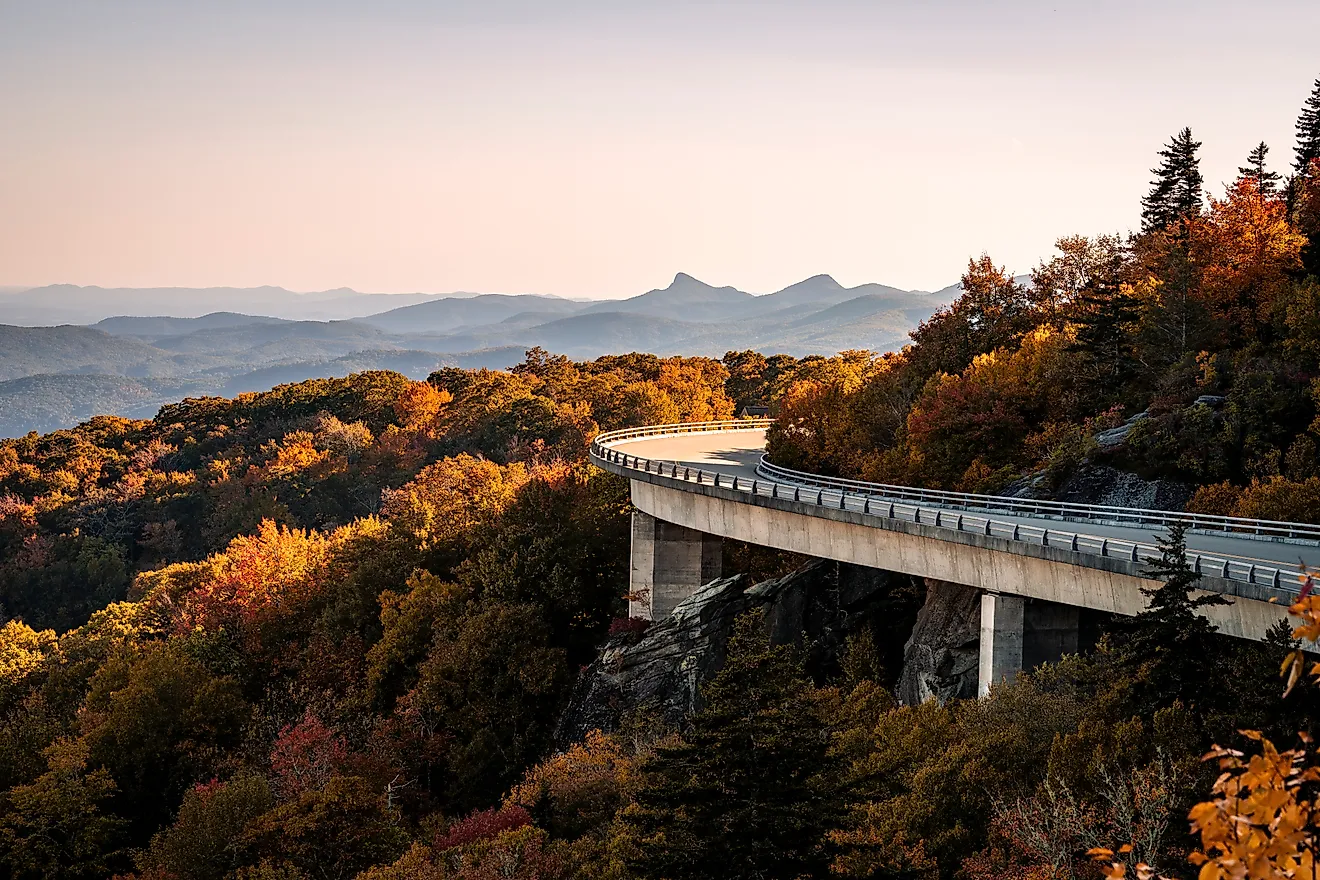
left=1, top=1, right=1317, bottom=298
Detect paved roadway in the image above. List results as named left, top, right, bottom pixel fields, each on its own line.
left=609, top=428, right=1320, bottom=584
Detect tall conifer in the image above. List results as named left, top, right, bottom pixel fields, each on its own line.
left=1294, top=77, right=1320, bottom=175
left=1237, top=141, right=1282, bottom=196
left=1140, top=127, right=1204, bottom=233
left=621, top=613, right=840, bottom=880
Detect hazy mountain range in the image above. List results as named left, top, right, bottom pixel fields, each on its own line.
left=0, top=273, right=958, bottom=436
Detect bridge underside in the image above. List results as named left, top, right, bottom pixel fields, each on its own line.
left=624, top=477, right=1293, bottom=699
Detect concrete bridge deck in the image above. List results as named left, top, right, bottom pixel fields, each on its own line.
left=611, top=426, right=1320, bottom=578
left=591, top=424, right=1319, bottom=694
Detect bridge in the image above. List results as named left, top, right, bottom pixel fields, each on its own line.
left=590, top=420, right=1320, bottom=697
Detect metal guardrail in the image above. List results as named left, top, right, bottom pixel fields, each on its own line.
left=755, top=457, right=1320, bottom=543
left=590, top=420, right=1310, bottom=596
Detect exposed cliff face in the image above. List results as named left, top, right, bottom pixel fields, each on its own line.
left=1003, top=463, right=1192, bottom=511
left=555, top=560, right=905, bottom=747
left=1054, top=464, right=1192, bottom=511
left=895, top=579, right=981, bottom=705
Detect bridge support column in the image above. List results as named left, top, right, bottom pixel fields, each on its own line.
left=978, top=594, right=1082, bottom=697
left=629, top=511, right=722, bottom=621
left=978, top=592, right=1024, bottom=697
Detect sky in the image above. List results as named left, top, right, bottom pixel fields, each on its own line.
left=1, top=1, right=1317, bottom=299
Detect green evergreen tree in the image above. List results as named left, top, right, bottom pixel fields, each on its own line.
left=1066, top=280, right=1141, bottom=389
left=1140, top=128, right=1204, bottom=233
left=1107, top=524, right=1229, bottom=720
left=1294, top=77, right=1320, bottom=175
left=621, top=613, right=840, bottom=880
left=1238, top=141, right=1282, bottom=196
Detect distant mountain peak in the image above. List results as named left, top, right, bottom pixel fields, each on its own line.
left=781, top=274, right=844, bottom=292
left=806, top=273, right=842, bottom=286
left=667, top=272, right=727, bottom=290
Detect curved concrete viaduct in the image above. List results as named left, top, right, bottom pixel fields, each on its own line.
left=591, top=422, right=1320, bottom=696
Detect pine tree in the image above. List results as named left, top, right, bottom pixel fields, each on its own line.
left=1140, top=127, right=1205, bottom=234
left=1107, top=524, right=1229, bottom=719
left=1294, top=77, right=1320, bottom=176
left=1237, top=141, right=1282, bottom=196
left=621, top=612, right=840, bottom=880
left=1066, top=280, right=1141, bottom=387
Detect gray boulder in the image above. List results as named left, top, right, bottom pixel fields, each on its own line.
left=1094, top=411, right=1150, bottom=451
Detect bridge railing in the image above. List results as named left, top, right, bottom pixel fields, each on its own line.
left=592, top=419, right=774, bottom=447
left=755, top=457, right=1320, bottom=543
left=590, top=420, right=1308, bottom=596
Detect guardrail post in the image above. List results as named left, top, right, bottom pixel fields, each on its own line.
left=915, top=509, right=921, bottom=525
left=1222, top=560, right=1230, bottom=578
left=934, top=511, right=941, bottom=527
left=1100, top=539, right=1107, bottom=557
left=1069, top=534, right=1078, bottom=551
left=684, top=468, right=690, bottom=480
left=732, top=477, right=739, bottom=491
left=1193, top=555, right=1201, bottom=575
left=863, top=498, right=870, bottom=513
left=889, top=502, right=896, bottom=518
left=1273, top=569, right=1281, bottom=588
left=714, top=474, right=721, bottom=488
left=839, top=492, right=846, bottom=510
left=1041, top=529, right=1049, bottom=547
left=1248, top=564, right=1255, bottom=584
left=794, top=486, right=800, bottom=502
left=956, top=514, right=963, bottom=531
left=1011, top=524, right=1019, bottom=541
left=816, top=490, right=823, bottom=505
left=751, top=480, right=758, bottom=494
left=984, top=519, right=991, bottom=536
left=1130, top=544, right=1139, bottom=562
left=772, top=484, right=778, bottom=499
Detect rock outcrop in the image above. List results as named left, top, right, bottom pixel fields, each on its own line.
left=1002, top=409, right=1192, bottom=511
left=1053, top=464, right=1192, bottom=511
left=554, top=560, right=896, bottom=747
left=1094, top=411, right=1150, bottom=451
left=895, top=579, right=981, bottom=705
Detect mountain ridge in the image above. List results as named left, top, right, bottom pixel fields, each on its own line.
left=0, top=271, right=961, bottom=436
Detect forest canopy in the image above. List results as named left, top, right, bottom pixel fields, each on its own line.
left=0, top=76, right=1318, bottom=880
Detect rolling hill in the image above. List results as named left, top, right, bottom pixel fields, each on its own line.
left=0, top=272, right=958, bottom=436
left=357, top=294, right=584, bottom=334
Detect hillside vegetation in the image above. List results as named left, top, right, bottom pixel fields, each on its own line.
left=768, top=145, right=1320, bottom=527
left=0, top=80, right=1317, bottom=880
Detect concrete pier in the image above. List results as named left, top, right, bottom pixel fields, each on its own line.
left=977, top=595, right=1083, bottom=696
left=629, top=511, right=722, bottom=620
left=978, top=592, right=1024, bottom=697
